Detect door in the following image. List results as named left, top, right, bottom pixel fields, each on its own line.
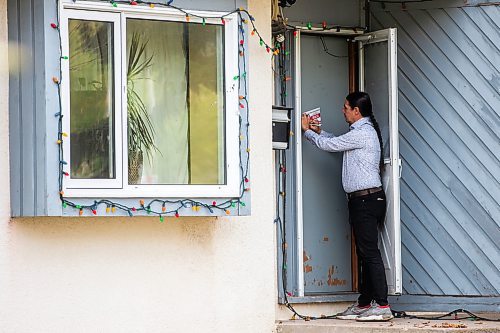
left=356, top=28, right=402, bottom=295
left=294, top=33, right=353, bottom=295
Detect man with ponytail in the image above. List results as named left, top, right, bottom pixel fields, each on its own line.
left=301, top=91, right=393, bottom=321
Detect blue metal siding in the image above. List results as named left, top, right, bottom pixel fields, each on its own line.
left=8, top=0, right=47, bottom=216
left=371, top=5, right=500, bottom=296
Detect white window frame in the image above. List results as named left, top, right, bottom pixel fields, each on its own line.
left=60, top=9, right=124, bottom=190
left=60, top=1, right=240, bottom=198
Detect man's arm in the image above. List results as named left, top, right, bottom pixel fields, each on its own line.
left=319, top=130, right=335, bottom=138
left=304, top=129, right=363, bottom=152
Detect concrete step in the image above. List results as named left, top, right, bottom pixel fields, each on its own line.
left=277, top=318, right=500, bottom=333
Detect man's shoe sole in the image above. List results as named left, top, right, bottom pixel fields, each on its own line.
left=356, top=315, right=394, bottom=322
left=336, top=315, right=359, bottom=320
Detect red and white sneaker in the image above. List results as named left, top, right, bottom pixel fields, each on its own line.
left=355, top=303, right=394, bottom=321
left=335, top=303, right=372, bottom=320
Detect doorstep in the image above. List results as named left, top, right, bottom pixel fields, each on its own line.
left=276, top=315, right=500, bottom=333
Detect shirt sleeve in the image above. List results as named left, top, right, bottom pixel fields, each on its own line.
left=304, top=129, right=364, bottom=152
left=319, top=130, right=335, bottom=138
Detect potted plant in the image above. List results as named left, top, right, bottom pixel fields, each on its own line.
left=127, top=32, right=157, bottom=184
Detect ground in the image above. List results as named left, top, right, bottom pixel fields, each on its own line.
left=277, top=313, right=500, bottom=333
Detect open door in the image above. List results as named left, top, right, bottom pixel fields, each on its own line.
left=294, top=32, right=353, bottom=296
left=282, top=28, right=401, bottom=300
left=356, top=28, right=402, bottom=295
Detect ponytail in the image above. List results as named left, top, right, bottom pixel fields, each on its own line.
left=346, top=91, right=384, bottom=169
left=369, top=113, right=384, bottom=168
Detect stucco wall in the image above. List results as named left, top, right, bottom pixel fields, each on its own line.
left=0, top=0, right=276, bottom=332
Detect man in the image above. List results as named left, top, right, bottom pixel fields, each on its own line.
left=301, top=91, right=393, bottom=322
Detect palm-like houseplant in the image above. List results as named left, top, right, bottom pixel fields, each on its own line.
left=127, top=32, right=157, bottom=184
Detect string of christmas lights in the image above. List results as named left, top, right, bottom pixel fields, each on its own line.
left=51, top=0, right=276, bottom=220
left=287, top=21, right=364, bottom=33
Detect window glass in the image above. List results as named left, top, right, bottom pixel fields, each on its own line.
left=126, top=19, right=225, bottom=185
left=69, top=19, right=115, bottom=179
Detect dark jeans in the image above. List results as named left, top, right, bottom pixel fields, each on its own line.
left=348, top=190, right=388, bottom=307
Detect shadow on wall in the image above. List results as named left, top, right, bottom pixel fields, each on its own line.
left=8, top=217, right=219, bottom=254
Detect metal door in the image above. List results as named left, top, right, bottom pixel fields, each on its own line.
left=356, top=28, right=402, bottom=295
left=295, top=33, right=352, bottom=295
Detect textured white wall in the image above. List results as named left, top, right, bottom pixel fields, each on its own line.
left=0, top=1, right=276, bottom=332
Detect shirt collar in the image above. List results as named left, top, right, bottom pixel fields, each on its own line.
left=350, top=117, right=371, bottom=130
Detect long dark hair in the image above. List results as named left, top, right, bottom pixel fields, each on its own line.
left=346, top=92, right=384, bottom=168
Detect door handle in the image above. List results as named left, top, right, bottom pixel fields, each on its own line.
left=398, top=158, right=402, bottom=178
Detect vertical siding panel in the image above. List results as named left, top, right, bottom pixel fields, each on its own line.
left=372, top=6, right=500, bottom=296
left=7, top=0, right=21, bottom=216
left=19, top=0, right=35, bottom=215
left=34, top=0, right=46, bottom=215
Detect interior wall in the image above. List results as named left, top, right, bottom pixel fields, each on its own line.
left=0, top=0, right=277, bottom=332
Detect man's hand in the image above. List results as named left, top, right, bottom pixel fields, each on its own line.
left=301, top=114, right=321, bottom=134
left=301, top=114, right=310, bottom=132
left=309, top=121, right=321, bottom=134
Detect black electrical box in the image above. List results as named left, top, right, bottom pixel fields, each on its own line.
left=272, top=106, right=292, bottom=150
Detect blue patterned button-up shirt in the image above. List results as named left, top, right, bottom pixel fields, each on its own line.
left=304, top=117, right=382, bottom=194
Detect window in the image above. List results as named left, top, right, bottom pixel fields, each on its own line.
left=60, top=4, right=240, bottom=198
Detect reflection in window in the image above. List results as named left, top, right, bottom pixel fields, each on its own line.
left=126, top=19, right=225, bottom=185
left=69, top=19, right=115, bottom=179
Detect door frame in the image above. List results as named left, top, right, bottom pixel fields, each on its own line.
left=293, top=29, right=363, bottom=298
left=293, top=29, right=305, bottom=297
left=286, top=28, right=402, bottom=300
